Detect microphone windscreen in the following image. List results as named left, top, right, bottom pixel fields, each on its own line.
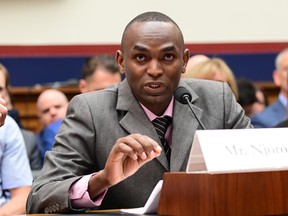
left=174, top=86, right=192, bottom=104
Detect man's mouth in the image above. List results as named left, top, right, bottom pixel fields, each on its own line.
left=149, top=84, right=161, bottom=88
left=144, top=82, right=166, bottom=95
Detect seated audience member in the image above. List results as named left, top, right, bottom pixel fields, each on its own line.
left=251, top=48, right=288, bottom=128
left=275, top=119, right=288, bottom=127
left=0, top=102, right=33, bottom=215
left=21, top=129, right=42, bottom=178
left=0, top=63, right=41, bottom=175
left=0, top=94, right=7, bottom=126
left=79, top=54, right=122, bottom=93
left=182, top=54, right=210, bottom=76
left=36, top=89, right=68, bottom=163
left=26, top=11, right=252, bottom=214
left=253, top=86, right=269, bottom=114
left=237, top=78, right=268, bottom=117
left=183, top=57, right=239, bottom=100
left=237, top=78, right=257, bottom=117
left=0, top=63, right=23, bottom=128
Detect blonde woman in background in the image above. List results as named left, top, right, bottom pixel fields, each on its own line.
left=185, top=54, right=210, bottom=73
left=182, top=57, right=239, bottom=100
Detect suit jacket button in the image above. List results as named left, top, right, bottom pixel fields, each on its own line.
left=52, top=204, right=58, bottom=212
left=44, top=206, right=50, bottom=214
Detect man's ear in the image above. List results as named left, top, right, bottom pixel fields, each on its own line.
left=116, top=50, right=125, bottom=74
left=273, top=70, right=281, bottom=87
left=78, top=79, right=88, bottom=93
left=182, top=48, right=190, bottom=73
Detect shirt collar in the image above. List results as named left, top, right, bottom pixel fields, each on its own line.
left=140, top=97, right=174, bottom=121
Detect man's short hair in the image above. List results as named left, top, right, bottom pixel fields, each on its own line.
left=81, top=54, right=119, bottom=80
left=121, top=11, right=184, bottom=51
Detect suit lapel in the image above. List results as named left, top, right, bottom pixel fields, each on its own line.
left=117, top=80, right=170, bottom=170
left=170, top=82, right=204, bottom=172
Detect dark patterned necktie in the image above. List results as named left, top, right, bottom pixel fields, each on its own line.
left=152, top=116, right=172, bottom=161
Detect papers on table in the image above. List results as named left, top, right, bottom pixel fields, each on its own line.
left=120, top=180, right=163, bottom=214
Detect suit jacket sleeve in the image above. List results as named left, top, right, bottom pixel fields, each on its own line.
left=26, top=94, right=98, bottom=214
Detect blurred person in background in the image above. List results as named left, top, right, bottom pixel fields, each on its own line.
left=0, top=63, right=22, bottom=128
left=0, top=95, right=33, bottom=215
left=251, top=48, right=288, bottom=128
left=0, top=95, right=7, bottom=126
left=0, top=63, right=42, bottom=176
left=36, top=89, right=69, bottom=164
left=79, top=54, right=122, bottom=93
left=183, top=57, right=239, bottom=100
left=253, top=87, right=269, bottom=114
left=237, top=78, right=268, bottom=118
left=183, top=54, right=209, bottom=74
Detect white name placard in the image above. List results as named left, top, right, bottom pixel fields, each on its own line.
left=186, top=128, right=288, bottom=173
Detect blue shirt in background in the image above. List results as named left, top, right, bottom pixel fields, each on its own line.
left=0, top=116, right=33, bottom=207
left=37, top=119, right=63, bottom=164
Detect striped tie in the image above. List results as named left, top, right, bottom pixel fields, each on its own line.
left=152, top=116, right=172, bottom=161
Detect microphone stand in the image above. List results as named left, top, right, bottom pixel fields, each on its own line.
left=183, top=95, right=206, bottom=130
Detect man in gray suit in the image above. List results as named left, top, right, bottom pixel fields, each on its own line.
left=26, top=11, right=252, bottom=213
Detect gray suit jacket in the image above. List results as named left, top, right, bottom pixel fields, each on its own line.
left=26, top=78, right=251, bottom=213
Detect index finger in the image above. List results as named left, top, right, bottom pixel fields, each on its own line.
left=129, top=134, right=162, bottom=159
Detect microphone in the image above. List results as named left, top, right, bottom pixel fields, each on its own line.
left=174, top=86, right=206, bottom=130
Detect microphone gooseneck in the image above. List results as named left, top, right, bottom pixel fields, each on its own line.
left=174, top=86, right=206, bottom=130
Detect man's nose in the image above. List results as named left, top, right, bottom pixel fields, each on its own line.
left=49, top=108, right=58, bottom=116
left=147, top=60, right=163, bottom=77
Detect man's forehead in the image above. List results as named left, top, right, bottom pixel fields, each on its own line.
left=123, top=22, right=182, bottom=46
left=39, top=101, right=66, bottom=110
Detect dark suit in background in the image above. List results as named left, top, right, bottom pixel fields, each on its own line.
left=275, top=118, right=288, bottom=127
left=21, top=129, right=42, bottom=178
left=8, top=109, right=23, bottom=128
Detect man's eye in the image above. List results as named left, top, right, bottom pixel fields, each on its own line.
left=42, top=110, right=49, bottom=114
left=164, top=54, right=174, bottom=61
left=136, top=55, right=146, bottom=62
